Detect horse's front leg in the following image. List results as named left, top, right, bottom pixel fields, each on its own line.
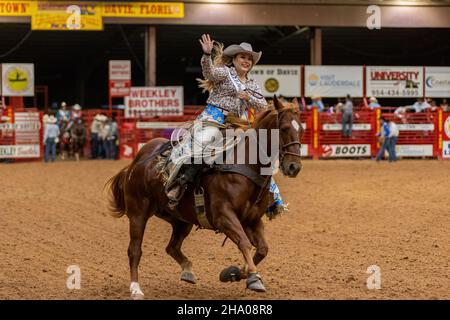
left=245, top=219, right=268, bottom=266
left=215, top=208, right=266, bottom=292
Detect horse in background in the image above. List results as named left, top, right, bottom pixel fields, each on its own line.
left=70, top=118, right=87, bottom=162
left=59, top=119, right=72, bottom=160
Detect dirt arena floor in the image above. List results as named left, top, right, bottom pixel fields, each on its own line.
left=1, top=159, right=449, bottom=300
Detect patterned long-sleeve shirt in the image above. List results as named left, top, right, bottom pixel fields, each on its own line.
left=200, top=54, right=267, bottom=115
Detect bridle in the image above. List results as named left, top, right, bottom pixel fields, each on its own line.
left=276, top=108, right=302, bottom=164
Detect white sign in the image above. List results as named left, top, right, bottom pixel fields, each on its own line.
left=397, top=124, right=434, bottom=131
left=136, top=122, right=185, bottom=129
left=395, top=145, right=433, bottom=157
left=14, top=112, right=41, bottom=144
left=425, top=67, right=450, bottom=98
left=443, top=141, right=450, bottom=158
left=322, top=123, right=371, bottom=131
left=321, top=144, right=371, bottom=157
left=1, top=63, right=34, bottom=96
left=0, top=144, right=40, bottom=158
left=305, top=66, right=363, bottom=97
left=249, top=65, right=301, bottom=97
left=301, top=144, right=308, bottom=157
left=367, top=66, right=423, bottom=97
left=109, top=60, right=131, bottom=80
left=124, top=86, right=184, bottom=118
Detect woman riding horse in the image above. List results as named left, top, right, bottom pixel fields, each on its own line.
left=167, top=34, right=287, bottom=216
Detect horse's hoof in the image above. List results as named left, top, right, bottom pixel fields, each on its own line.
left=131, top=293, right=145, bottom=300
left=246, top=273, right=266, bottom=292
left=220, top=266, right=242, bottom=283
left=181, top=271, right=196, bottom=284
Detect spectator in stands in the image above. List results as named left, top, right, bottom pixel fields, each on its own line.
left=311, top=95, right=325, bottom=112
left=388, top=119, right=399, bottom=162
left=368, top=97, right=381, bottom=110
left=90, top=114, right=103, bottom=159
left=441, top=98, right=449, bottom=112
left=44, top=115, right=60, bottom=163
left=376, top=117, right=391, bottom=161
left=408, top=98, right=431, bottom=113
left=342, top=94, right=353, bottom=137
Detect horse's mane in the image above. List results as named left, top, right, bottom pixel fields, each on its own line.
left=254, top=99, right=300, bottom=129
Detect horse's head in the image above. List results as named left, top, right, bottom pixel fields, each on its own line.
left=272, top=96, right=303, bottom=177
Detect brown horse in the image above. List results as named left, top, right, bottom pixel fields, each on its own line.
left=106, top=96, right=304, bottom=299
left=70, top=118, right=87, bottom=162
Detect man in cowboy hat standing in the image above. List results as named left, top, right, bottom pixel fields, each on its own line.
left=44, top=115, right=60, bottom=162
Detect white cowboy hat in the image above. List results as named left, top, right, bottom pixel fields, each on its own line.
left=48, top=115, right=57, bottom=124
left=94, top=114, right=103, bottom=121
left=99, top=115, right=108, bottom=122
left=223, top=42, right=262, bottom=65
left=73, top=104, right=81, bottom=111
left=369, top=97, right=378, bottom=102
left=311, top=95, right=321, bottom=100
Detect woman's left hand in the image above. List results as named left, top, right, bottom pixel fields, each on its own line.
left=238, top=91, right=250, bottom=101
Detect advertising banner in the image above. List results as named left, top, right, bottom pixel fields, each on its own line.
left=1, top=63, right=34, bottom=96
left=0, top=1, right=35, bottom=16
left=0, top=144, right=40, bottom=158
left=102, top=2, right=184, bottom=18
left=321, top=144, right=371, bottom=158
left=425, top=67, right=450, bottom=98
left=395, top=145, right=433, bottom=157
left=305, top=66, right=363, bottom=97
left=249, top=65, right=301, bottom=97
left=366, top=66, right=423, bottom=97
left=443, top=114, right=450, bottom=158
left=124, top=86, right=184, bottom=118
left=109, top=60, right=131, bottom=97
left=31, top=1, right=103, bottom=31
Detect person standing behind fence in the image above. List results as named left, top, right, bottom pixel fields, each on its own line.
left=90, top=114, right=103, bottom=159
left=342, top=94, right=353, bottom=137
left=376, top=117, right=391, bottom=162
left=106, top=115, right=118, bottom=160
left=387, top=119, right=399, bottom=162
left=44, top=115, right=60, bottom=163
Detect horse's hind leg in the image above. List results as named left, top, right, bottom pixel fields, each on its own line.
left=127, top=204, right=152, bottom=300
left=165, top=218, right=195, bottom=284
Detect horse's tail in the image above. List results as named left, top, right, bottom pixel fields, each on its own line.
left=105, top=164, right=129, bottom=218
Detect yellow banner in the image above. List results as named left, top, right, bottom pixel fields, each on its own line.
left=102, top=2, right=184, bottom=18
left=31, top=1, right=103, bottom=31
left=0, top=1, right=35, bottom=16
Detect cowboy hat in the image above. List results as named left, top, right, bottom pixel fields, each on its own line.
left=73, top=104, right=81, bottom=111
left=369, top=97, right=378, bottom=102
left=311, top=95, right=321, bottom=100
left=223, top=42, right=262, bottom=65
